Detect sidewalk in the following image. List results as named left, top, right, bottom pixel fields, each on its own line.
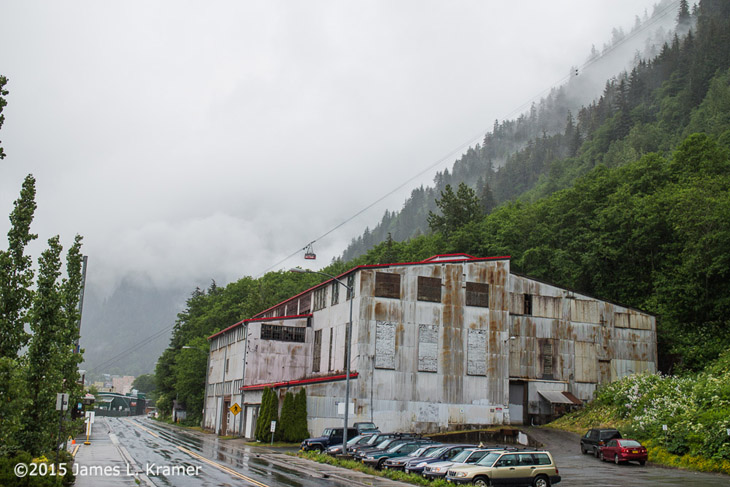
left=70, top=416, right=152, bottom=486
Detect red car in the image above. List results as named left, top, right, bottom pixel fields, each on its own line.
left=599, top=438, right=648, bottom=465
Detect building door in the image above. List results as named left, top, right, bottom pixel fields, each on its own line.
left=245, top=405, right=259, bottom=439
left=508, top=381, right=526, bottom=425
left=221, top=400, right=230, bottom=435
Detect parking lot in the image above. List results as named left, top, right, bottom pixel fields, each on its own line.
left=524, top=427, right=729, bottom=486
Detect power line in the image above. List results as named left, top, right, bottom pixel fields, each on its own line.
left=256, top=1, right=681, bottom=277
left=86, top=324, right=174, bottom=374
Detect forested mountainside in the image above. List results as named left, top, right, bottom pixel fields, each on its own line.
left=154, top=0, right=730, bottom=424
left=342, top=0, right=711, bottom=261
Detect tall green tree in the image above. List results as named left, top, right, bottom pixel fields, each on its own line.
left=292, top=388, right=309, bottom=442
left=22, top=236, right=65, bottom=455
left=278, top=391, right=296, bottom=442
left=60, top=235, right=84, bottom=421
left=0, top=175, right=37, bottom=358
left=427, top=183, right=482, bottom=237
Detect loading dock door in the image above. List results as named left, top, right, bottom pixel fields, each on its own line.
left=508, top=381, right=525, bottom=425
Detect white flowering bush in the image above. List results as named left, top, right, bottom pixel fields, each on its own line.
left=589, top=350, right=730, bottom=459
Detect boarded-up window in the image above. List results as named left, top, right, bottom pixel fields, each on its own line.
left=299, top=293, right=311, bottom=314
left=524, top=294, right=533, bottom=315
left=418, top=276, right=442, bottom=303
left=467, top=329, right=487, bottom=375
left=313, top=287, right=327, bottom=311
left=542, top=341, right=553, bottom=379
left=313, top=329, right=322, bottom=373
left=375, top=321, right=396, bottom=369
left=331, top=282, right=340, bottom=306
left=615, top=312, right=630, bottom=329
left=466, top=282, right=490, bottom=308
left=286, top=301, right=298, bottom=316
left=418, top=324, right=438, bottom=372
left=328, top=328, right=334, bottom=371
left=375, top=272, right=401, bottom=299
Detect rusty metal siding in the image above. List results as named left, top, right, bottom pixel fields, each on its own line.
left=508, top=274, right=657, bottom=409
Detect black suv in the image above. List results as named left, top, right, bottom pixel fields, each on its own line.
left=300, top=427, right=358, bottom=452
left=580, top=428, right=622, bottom=457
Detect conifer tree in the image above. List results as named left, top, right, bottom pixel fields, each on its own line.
left=293, top=388, right=309, bottom=442
left=278, top=391, right=295, bottom=442
left=0, top=175, right=37, bottom=358
left=22, top=236, right=64, bottom=455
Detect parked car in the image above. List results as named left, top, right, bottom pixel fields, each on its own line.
left=445, top=450, right=561, bottom=487
left=300, top=427, right=358, bottom=452
left=326, top=433, right=376, bottom=456
left=353, top=434, right=421, bottom=459
left=599, top=438, right=648, bottom=465
left=353, top=421, right=379, bottom=434
left=383, top=444, right=443, bottom=470
left=362, top=440, right=434, bottom=469
left=422, top=447, right=507, bottom=480
left=403, top=444, right=473, bottom=474
left=580, top=428, right=622, bottom=457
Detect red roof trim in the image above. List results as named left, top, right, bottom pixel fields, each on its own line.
left=207, top=314, right=313, bottom=340
left=251, top=255, right=510, bottom=319
left=240, top=372, right=359, bottom=391
left=421, top=253, right=476, bottom=261
left=207, top=319, right=246, bottom=341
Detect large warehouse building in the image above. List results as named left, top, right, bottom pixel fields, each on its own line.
left=203, top=254, right=656, bottom=437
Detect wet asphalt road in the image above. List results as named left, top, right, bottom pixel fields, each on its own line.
left=109, top=416, right=349, bottom=487
left=524, top=427, right=730, bottom=486
left=108, top=417, right=729, bottom=486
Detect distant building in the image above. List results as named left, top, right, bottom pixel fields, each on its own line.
left=112, top=375, right=135, bottom=395
left=203, top=254, right=656, bottom=437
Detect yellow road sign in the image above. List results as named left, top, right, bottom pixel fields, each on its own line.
left=229, top=403, right=241, bottom=416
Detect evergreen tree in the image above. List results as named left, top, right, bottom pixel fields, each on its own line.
left=0, top=175, right=37, bottom=358
left=278, top=391, right=295, bottom=442
left=60, top=235, right=84, bottom=420
left=427, top=183, right=482, bottom=237
left=22, top=236, right=65, bottom=455
left=293, top=388, right=309, bottom=442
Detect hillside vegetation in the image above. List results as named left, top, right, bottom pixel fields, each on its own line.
left=551, top=350, right=730, bottom=474
left=154, top=0, right=730, bottom=470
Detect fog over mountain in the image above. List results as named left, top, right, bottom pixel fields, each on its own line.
left=0, top=1, right=676, bottom=376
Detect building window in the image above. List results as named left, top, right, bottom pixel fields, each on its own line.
left=260, top=324, right=306, bottom=343
left=524, top=294, right=533, bottom=315
left=417, top=276, right=442, bottom=303
left=375, top=321, right=396, bottom=369
left=286, top=300, right=298, bottom=316
left=313, top=329, right=322, bottom=373
left=275, top=305, right=286, bottom=317
left=313, top=287, right=327, bottom=311
left=418, top=324, right=438, bottom=372
left=328, top=328, right=334, bottom=371
left=542, top=341, right=553, bottom=379
left=331, top=282, right=340, bottom=306
left=467, top=329, right=487, bottom=375
left=375, top=272, right=401, bottom=299
left=466, top=282, right=489, bottom=307
left=225, top=358, right=229, bottom=374
left=299, top=293, right=311, bottom=314
left=346, top=274, right=355, bottom=300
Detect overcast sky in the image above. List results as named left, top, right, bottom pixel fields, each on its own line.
left=1, top=0, right=666, bottom=296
